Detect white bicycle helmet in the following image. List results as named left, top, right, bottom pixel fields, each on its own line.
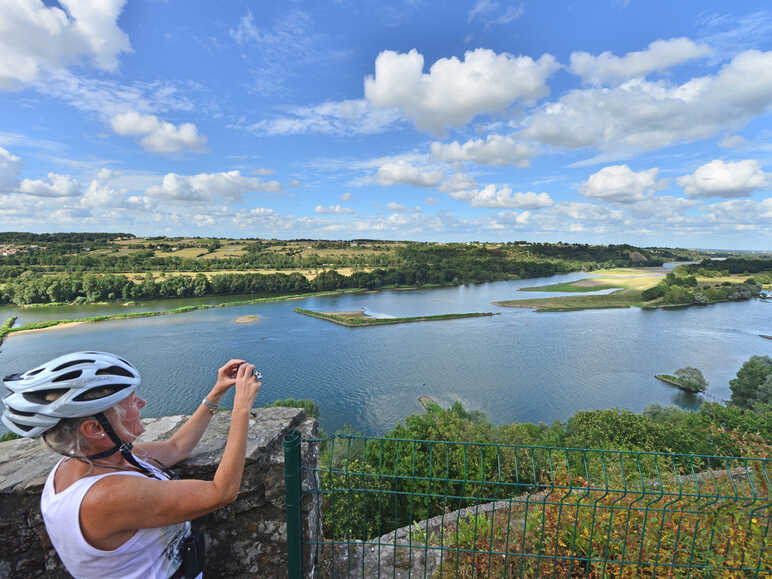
left=1, top=351, right=141, bottom=438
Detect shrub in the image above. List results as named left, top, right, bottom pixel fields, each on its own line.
left=674, top=366, right=708, bottom=392
left=264, top=398, right=320, bottom=419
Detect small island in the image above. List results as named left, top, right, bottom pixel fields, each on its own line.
left=655, top=367, right=708, bottom=393
left=234, top=315, right=260, bottom=324
left=294, top=308, right=496, bottom=327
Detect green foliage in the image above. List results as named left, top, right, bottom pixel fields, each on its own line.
left=641, top=283, right=666, bottom=301
left=563, top=408, right=668, bottom=451
left=263, top=398, right=320, bottom=419
left=0, top=315, right=17, bottom=346
left=0, top=432, right=21, bottom=442
left=640, top=273, right=763, bottom=306
left=681, top=257, right=772, bottom=275
left=730, top=355, right=772, bottom=408
left=673, top=366, right=708, bottom=392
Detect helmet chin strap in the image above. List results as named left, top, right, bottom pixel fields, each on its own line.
left=88, top=412, right=152, bottom=476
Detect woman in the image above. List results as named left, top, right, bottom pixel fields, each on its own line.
left=1, top=351, right=261, bottom=578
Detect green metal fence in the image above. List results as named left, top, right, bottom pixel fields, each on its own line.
left=285, top=432, right=770, bottom=577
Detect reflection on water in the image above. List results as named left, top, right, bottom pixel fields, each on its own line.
left=1, top=271, right=769, bottom=435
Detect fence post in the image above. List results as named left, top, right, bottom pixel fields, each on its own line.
left=284, top=429, right=303, bottom=579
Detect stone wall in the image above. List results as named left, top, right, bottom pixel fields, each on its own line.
left=0, top=407, right=319, bottom=578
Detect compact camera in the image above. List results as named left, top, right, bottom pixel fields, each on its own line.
left=233, top=363, right=262, bottom=380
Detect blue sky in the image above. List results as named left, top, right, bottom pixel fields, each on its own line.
left=1, top=1, right=771, bottom=249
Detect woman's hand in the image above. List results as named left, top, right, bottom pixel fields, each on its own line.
left=232, top=362, right=261, bottom=412
left=209, top=359, right=245, bottom=401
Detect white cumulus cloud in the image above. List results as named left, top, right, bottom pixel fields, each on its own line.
left=552, top=202, right=624, bottom=222
left=19, top=172, right=80, bottom=197
left=0, top=147, right=22, bottom=192
left=431, top=135, right=536, bottom=167
left=570, top=38, right=710, bottom=86
left=81, top=168, right=119, bottom=207
left=375, top=160, right=444, bottom=187
left=110, top=111, right=206, bottom=153
left=365, top=48, right=559, bottom=135
left=450, top=185, right=554, bottom=209
left=439, top=173, right=479, bottom=193
left=146, top=171, right=281, bottom=203
left=677, top=159, right=768, bottom=198
left=580, top=165, right=664, bottom=203
left=521, top=50, right=772, bottom=154
left=704, top=198, right=772, bottom=225
left=0, top=0, right=131, bottom=90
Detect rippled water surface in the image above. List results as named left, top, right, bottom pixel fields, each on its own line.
left=1, top=271, right=770, bottom=434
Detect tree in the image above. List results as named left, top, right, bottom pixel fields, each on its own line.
left=730, top=356, right=772, bottom=408
left=674, top=367, right=708, bottom=392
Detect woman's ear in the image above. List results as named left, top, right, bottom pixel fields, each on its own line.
left=80, top=419, right=106, bottom=442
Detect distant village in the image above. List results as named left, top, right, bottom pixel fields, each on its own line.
left=0, top=245, right=30, bottom=256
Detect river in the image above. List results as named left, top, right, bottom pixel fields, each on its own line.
left=1, top=269, right=770, bottom=435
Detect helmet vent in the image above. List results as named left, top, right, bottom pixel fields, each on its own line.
left=73, top=383, right=131, bottom=402
left=9, top=409, right=35, bottom=417
left=96, top=366, right=135, bottom=378
left=53, top=360, right=94, bottom=372
left=23, top=388, right=68, bottom=404
left=26, top=368, right=45, bottom=376
left=52, top=370, right=83, bottom=382
left=11, top=422, right=33, bottom=432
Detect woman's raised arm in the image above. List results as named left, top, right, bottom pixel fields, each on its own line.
left=81, top=363, right=262, bottom=541
left=136, top=358, right=246, bottom=466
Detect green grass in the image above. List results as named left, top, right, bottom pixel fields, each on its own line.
left=520, top=281, right=619, bottom=292
left=0, top=315, right=17, bottom=346
left=495, top=289, right=645, bottom=312
left=295, top=308, right=496, bottom=327
left=655, top=374, right=705, bottom=393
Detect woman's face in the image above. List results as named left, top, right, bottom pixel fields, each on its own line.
left=117, top=393, right=146, bottom=439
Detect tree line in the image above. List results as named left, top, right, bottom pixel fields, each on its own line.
left=641, top=270, right=764, bottom=305
left=0, top=257, right=579, bottom=305
left=0, top=237, right=669, bottom=278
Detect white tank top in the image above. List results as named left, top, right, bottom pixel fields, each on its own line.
left=41, top=456, right=192, bottom=579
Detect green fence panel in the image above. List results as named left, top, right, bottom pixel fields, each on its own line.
left=284, top=429, right=304, bottom=579
left=288, top=434, right=770, bottom=577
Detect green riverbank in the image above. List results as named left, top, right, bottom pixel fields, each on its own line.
left=0, top=289, right=356, bottom=345
left=654, top=374, right=705, bottom=394
left=495, top=288, right=646, bottom=312
left=0, top=316, right=17, bottom=346
left=295, top=308, right=496, bottom=327
left=519, top=281, right=619, bottom=292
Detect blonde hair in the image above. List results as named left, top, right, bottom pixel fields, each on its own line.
left=41, top=387, right=134, bottom=461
